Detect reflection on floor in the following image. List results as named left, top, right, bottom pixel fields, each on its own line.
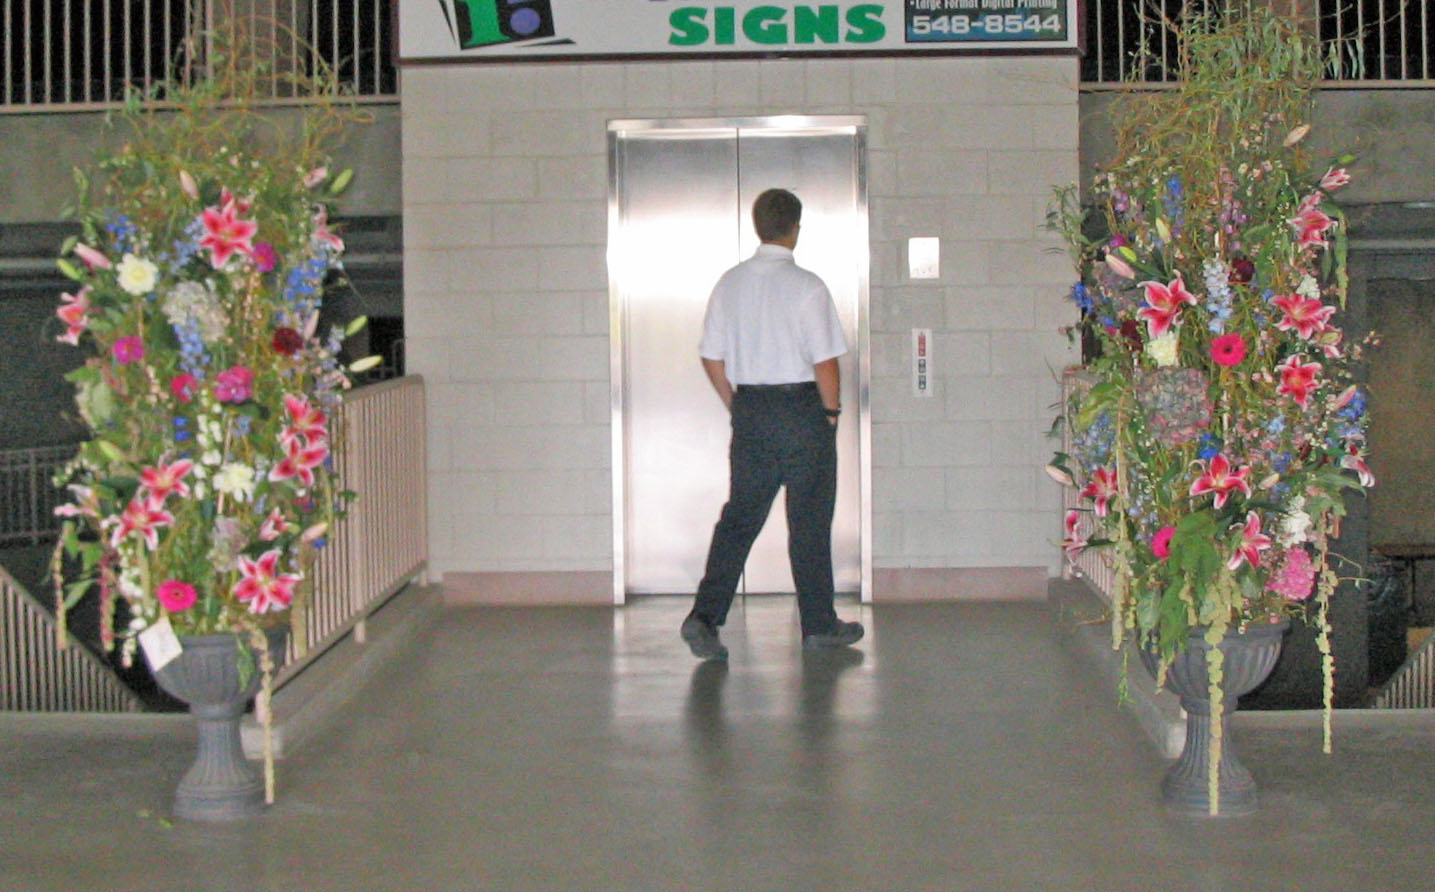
left=3, top=592, right=1435, bottom=891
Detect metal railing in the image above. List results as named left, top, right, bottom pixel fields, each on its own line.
left=2, top=567, right=142, bottom=711
left=0, top=444, right=75, bottom=547
left=1373, top=631, right=1435, bottom=707
left=1082, top=0, right=1435, bottom=85
left=2, top=0, right=396, bottom=112
left=280, top=374, right=428, bottom=683
left=1, top=376, right=427, bottom=710
left=1060, top=369, right=1118, bottom=605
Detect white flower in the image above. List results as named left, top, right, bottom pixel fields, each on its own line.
left=116, top=254, right=159, bottom=296
left=213, top=463, right=256, bottom=501
left=1296, top=275, right=1320, bottom=300
left=1278, top=496, right=1312, bottom=547
left=201, top=449, right=223, bottom=467
left=161, top=280, right=228, bottom=342
left=1144, top=331, right=1180, bottom=367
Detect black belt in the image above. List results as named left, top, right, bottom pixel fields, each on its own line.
left=736, top=382, right=816, bottom=393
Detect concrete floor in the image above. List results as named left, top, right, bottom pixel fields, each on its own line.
left=3, top=592, right=1435, bottom=891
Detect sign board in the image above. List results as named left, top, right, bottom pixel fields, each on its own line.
left=399, top=1, right=1081, bottom=63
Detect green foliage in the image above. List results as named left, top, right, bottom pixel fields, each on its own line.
left=49, top=19, right=367, bottom=656
left=1053, top=4, right=1372, bottom=672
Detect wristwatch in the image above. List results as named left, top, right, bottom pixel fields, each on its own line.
left=823, top=407, right=841, bottom=418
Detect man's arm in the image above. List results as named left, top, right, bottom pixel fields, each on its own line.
left=815, top=357, right=841, bottom=425
left=702, top=357, right=734, bottom=409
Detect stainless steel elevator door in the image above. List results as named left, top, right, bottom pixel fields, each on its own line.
left=609, top=118, right=867, bottom=601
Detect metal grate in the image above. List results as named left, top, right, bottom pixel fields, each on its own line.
left=2, top=0, right=396, bottom=112
left=1081, top=0, right=1435, bottom=85
left=0, top=444, right=75, bottom=547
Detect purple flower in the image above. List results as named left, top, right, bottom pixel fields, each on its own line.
left=252, top=241, right=278, bottom=273
left=112, top=335, right=145, bottom=365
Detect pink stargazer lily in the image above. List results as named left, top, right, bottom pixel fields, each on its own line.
left=56, top=286, right=92, bottom=345
left=1271, top=293, right=1336, bottom=340
left=108, top=498, right=174, bottom=550
left=1061, top=510, right=1087, bottom=559
left=1136, top=276, right=1197, bottom=339
left=73, top=243, right=111, bottom=270
left=139, top=459, right=194, bottom=505
left=268, top=436, right=329, bottom=489
left=281, top=394, right=328, bottom=448
left=233, top=549, right=301, bottom=614
left=1189, top=454, right=1253, bottom=510
left=311, top=206, right=344, bottom=253
left=1289, top=195, right=1334, bottom=249
left=259, top=508, right=290, bottom=542
left=199, top=189, right=259, bottom=268
left=1320, top=167, right=1351, bottom=190
left=1080, top=467, right=1119, bottom=517
left=1227, top=512, right=1273, bottom=571
left=1276, top=355, right=1322, bottom=409
left=1341, top=444, right=1376, bottom=487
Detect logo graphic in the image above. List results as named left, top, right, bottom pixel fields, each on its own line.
left=448, top=0, right=557, bottom=49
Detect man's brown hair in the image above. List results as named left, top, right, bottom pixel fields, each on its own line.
left=752, top=188, right=802, bottom=243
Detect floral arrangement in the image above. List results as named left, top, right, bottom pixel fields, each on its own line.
left=1047, top=7, right=1373, bottom=811
left=47, top=36, right=371, bottom=683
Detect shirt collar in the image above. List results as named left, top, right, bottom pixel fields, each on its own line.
left=755, top=243, right=795, bottom=260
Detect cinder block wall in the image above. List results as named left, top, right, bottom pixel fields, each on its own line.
left=401, top=57, right=1079, bottom=601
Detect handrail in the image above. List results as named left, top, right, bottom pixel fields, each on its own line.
left=277, top=375, right=428, bottom=685
left=0, top=376, right=428, bottom=709
left=1060, top=369, right=1118, bottom=604
left=1, top=565, right=141, bottom=712
left=1373, top=631, right=1435, bottom=708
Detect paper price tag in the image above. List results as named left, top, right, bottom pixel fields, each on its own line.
left=138, top=615, right=184, bottom=671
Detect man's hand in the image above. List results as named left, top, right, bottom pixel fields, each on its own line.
left=701, top=357, right=733, bottom=409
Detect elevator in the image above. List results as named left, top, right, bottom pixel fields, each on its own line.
left=607, top=116, right=870, bottom=605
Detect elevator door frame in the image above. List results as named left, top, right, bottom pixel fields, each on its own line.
left=607, top=115, right=872, bottom=607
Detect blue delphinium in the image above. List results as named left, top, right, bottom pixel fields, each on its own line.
left=1197, top=432, right=1223, bottom=461
left=173, top=318, right=209, bottom=377
left=1163, top=176, right=1186, bottom=236
left=1202, top=259, right=1234, bottom=333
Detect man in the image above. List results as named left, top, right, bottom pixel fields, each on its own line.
left=680, top=188, right=864, bottom=661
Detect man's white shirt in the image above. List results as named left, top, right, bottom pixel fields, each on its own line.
left=698, top=243, right=848, bottom=385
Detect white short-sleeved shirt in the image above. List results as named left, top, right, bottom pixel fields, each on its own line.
left=698, top=244, right=849, bottom=385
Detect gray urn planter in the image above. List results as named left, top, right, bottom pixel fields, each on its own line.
left=1140, top=619, right=1289, bottom=817
left=149, top=630, right=288, bottom=822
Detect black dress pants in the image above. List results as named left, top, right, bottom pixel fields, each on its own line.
left=692, top=382, right=839, bottom=637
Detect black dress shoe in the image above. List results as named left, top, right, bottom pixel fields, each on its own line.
left=802, top=620, right=864, bottom=650
left=681, top=615, right=729, bottom=661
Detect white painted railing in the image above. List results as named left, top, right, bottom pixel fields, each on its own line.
left=1060, top=368, right=1117, bottom=605
left=280, top=374, right=428, bottom=683
left=1, top=375, right=427, bottom=709
left=1, top=567, right=141, bottom=711
left=2, top=0, right=396, bottom=112
left=1374, top=633, right=1435, bottom=708
left=1082, top=0, right=1435, bottom=86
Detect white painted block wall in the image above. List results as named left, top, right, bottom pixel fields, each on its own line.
left=401, top=56, right=1078, bottom=583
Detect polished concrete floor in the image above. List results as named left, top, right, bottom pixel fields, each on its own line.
left=4, top=592, right=1435, bottom=891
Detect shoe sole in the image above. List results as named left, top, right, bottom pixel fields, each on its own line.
left=681, top=628, right=729, bottom=661
left=802, top=627, right=864, bottom=649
